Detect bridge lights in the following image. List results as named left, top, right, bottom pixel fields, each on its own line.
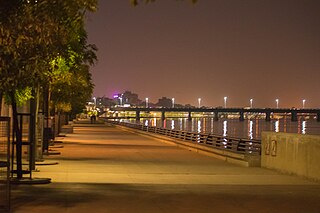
left=302, top=99, right=306, bottom=109
left=224, top=97, right=227, bottom=108
left=275, top=99, right=279, bottom=109
left=250, top=98, right=253, bottom=108
left=145, top=97, right=149, bottom=108
left=198, top=98, right=201, bottom=108
left=172, top=98, right=175, bottom=108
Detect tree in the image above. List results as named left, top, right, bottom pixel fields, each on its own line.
left=122, top=91, right=141, bottom=106
left=51, top=63, right=94, bottom=116
left=0, top=0, right=97, bottom=104
left=156, top=97, right=173, bottom=108
left=0, top=0, right=97, bottom=179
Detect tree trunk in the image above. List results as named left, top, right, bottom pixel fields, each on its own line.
left=35, top=85, right=42, bottom=161
left=29, top=89, right=36, bottom=171
left=57, top=111, right=61, bottom=135
left=43, top=85, right=49, bottom=152
left=10, top=91, right=23, bottom=179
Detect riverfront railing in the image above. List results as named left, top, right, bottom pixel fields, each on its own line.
left=107, top=120, right=261, bottom=155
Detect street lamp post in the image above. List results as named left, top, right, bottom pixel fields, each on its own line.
left=172, top=98, right=175, bottom=108
left=224, top=97, right=227, bottom=108
left=198, top=98, right=201, bottom=108
left=302, top=99, right=306, bottom=109
left=250, top=98, right=253, bottom=108
left=276, top=99, right=279, bottom=109
left=145, top=97, right=149, bottom=108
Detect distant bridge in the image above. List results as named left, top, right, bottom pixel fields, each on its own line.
left=104, top=107, right=320, bottom=122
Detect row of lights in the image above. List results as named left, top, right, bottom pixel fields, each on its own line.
left=94, top=96, right=307, bottom=109
left=269, top=98, right=306, bottom=109
left=143, top=97, right=308, bottom=109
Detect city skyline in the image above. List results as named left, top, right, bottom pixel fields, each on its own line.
left=86, top=0, right=320, bottom=108
left=93, top=90, right=311, bottom=109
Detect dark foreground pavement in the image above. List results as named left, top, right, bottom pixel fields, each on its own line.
left=10, top=120, right=320, bottom=213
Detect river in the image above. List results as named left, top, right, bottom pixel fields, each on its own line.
left=122, top=116, right=320, bottom=140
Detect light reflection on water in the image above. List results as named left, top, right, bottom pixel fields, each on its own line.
left=302, top=121, right=306, bottom=134
left=248, top=120, right=253, bottom=139
left=197, top=120, right=201, bottom=133
left=171, top=120, right=175, bottom=130
left=223, top=120, right=227, bottom=137
left=127, top=116, right=320, bottom=139
left=151, top=118, right=157, bottom=127
left=275, top=120, right=279, bottom=132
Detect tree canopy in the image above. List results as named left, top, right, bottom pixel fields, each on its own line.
left=0, top=0, right=97, bottom=111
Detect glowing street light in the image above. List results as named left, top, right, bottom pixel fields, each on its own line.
left=224, top=97, right=227, bottom=108
left=198, top=98, right=201, bottom=108
left=250, top=98, right=253, bottom=108
left=172, top=98, right=175, bottom=108
left=302, top=99, right=306, bottom=109
left=145, top=97, right=149, bottom=108
left=275, top=99, right=279, bottom=109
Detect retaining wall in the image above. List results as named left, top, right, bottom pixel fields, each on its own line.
left=261, top=132, right=320, bottom=181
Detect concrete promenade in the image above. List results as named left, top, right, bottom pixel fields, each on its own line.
left=11, top=120, right=320, bottom=213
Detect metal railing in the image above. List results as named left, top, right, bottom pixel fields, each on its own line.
left=0, top=117, right=11, bottom=212
left=108, top=120, right=261, bottom=155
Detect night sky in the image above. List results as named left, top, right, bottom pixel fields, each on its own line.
left=86, top=0, right=320, bottom=108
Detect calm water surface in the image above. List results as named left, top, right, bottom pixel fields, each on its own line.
left=123, top=116, right=320, bottom=140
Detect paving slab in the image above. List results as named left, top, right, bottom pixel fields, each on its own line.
left=10, top=121, right=320, bottom=213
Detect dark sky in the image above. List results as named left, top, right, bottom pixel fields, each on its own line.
left=86, top=0, right=320, bottom=108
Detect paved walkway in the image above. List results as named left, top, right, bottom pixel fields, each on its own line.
left=11, top=120, right=320, bottom=213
